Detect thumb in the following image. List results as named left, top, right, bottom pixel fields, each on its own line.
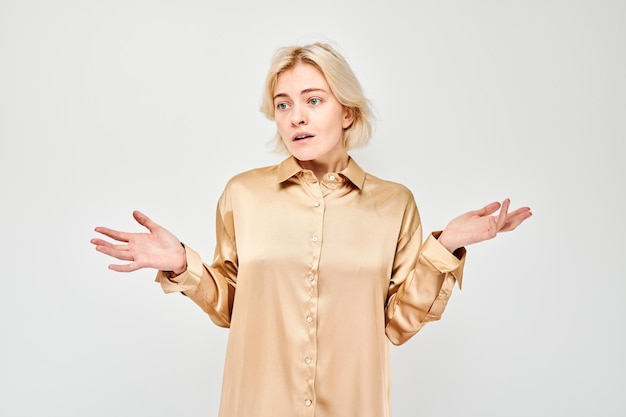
left=132, top=210, right=156, bottom=232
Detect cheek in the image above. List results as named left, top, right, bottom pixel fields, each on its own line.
left=275, top=119, right=291, bottom=145
left=274, top=117, right=287, bottom=135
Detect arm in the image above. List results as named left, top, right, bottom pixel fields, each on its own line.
left=91, top=189, right=239, bottom=328
left=155, top=192, right=238, bottom=328
left=384, top=198, right=531, bottom=345
left=384, top=203, right=465, bottom=345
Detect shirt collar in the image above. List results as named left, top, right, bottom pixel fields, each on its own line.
left=277, top=156, right=366, bottom=190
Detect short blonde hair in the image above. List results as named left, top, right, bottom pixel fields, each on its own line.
left=260, top=42, right=374, bottom=154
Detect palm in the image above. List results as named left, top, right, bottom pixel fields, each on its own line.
left=439, top=199, right=532, bottom=252
left=91, top=211, right=186, bottom=273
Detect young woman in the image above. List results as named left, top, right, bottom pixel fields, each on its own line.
left=91, top=42, right=532, bottom=417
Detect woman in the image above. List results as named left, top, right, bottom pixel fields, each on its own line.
left=92, top=42, right=531, bottom=417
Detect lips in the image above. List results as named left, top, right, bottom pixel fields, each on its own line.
left=292, top=132, right=315, bottom=141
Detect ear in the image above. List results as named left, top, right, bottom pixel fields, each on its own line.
left=342, top=107, right=355, bottom=129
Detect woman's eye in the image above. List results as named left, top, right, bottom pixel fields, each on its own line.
left=309, top=98, right=321, bottom=105
left=276, top=102, right=288, bottom=110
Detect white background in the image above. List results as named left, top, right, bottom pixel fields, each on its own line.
left=1, top=1, right=624, bottom=416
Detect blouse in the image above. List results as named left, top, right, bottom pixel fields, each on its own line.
left=155, top=156, right=466, bottom=417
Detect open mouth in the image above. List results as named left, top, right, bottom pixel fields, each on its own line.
left=292, top=133, right=314, bottom=141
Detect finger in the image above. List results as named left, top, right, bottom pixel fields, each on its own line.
left=90, top=238, right=110, bottom=247
left=133, top=210, right=159, bottom=232
left=507, top=206, right=531, bottom=219
left=95, top=244, right=135, bottom=261
left=501, top=208, right=533, bottom=231
left=472, top=201, right=501, bottom=217
left=495, top=198, right=511, bottom=230
left=94, top=227, right=130, bottom=243
left=91, top=238, right=129, bottom=251
left=108, top=262, right=141, bottom=273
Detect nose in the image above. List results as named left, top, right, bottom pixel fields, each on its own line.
left=291, top=104, right=307, bottom=126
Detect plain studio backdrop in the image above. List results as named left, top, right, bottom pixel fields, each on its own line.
left=1, top=1, right=624, bottom=416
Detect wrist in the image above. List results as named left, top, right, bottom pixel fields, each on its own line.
left=437, top=231, right=459, bottom=254
left=170, top=242, right=187, bottom=275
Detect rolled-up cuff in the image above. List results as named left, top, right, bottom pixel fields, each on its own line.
left=154, top=244, right=204, bottom=293
left=421, top=231, right=466, bottom=289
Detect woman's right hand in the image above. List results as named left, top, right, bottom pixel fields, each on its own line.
left=91, top=210, right=187, bottom=274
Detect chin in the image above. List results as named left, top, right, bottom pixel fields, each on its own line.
left=287, top=148, right=317, bottom=162
left=291, top=155, right=315, bottom=163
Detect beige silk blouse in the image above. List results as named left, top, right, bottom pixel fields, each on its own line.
left=155, top=156, right=466, bottom=417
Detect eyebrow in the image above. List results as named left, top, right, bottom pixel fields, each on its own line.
left=273, top=88, right=328, bottom=101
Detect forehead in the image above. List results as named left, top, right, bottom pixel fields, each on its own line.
left=274, top=63, right=329, bottom=94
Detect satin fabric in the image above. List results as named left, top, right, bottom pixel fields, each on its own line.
left=156, top=156, right=465, bottom=417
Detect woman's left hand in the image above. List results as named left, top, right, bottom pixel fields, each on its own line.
left=438, top=199, right=532, bottom=253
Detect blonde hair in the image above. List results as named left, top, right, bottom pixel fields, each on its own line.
left=260, top=42, right=374, bottom=154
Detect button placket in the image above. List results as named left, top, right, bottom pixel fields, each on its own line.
left=302, top=183, right=324, bottom=413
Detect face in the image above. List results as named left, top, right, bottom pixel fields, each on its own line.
left=273, top=63, right=354, bottom=170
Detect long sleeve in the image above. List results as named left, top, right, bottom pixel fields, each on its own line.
left=154, top=188, right=238, bottom=328
left=151, top=157, right=470, bottom=417
left=384, top=198, right=466, bottom=346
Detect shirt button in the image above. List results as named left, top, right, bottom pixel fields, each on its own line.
left=329, top=175, right=336, bottom=181
left=306, top=316, right=313, bottom=323
left=305, top=357, right=312, bottom=364
left=305, top=399, right=312, bottom=407
left=311, top=235, right=319, bottom=242
left=308, top=274, right=315, bottom=281
left=314, top=201, right=321, bottom=207
left=439, top=292, right=447, bottom=299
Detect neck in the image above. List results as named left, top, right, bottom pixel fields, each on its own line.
left=299, top=155, right=349, bottom=180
